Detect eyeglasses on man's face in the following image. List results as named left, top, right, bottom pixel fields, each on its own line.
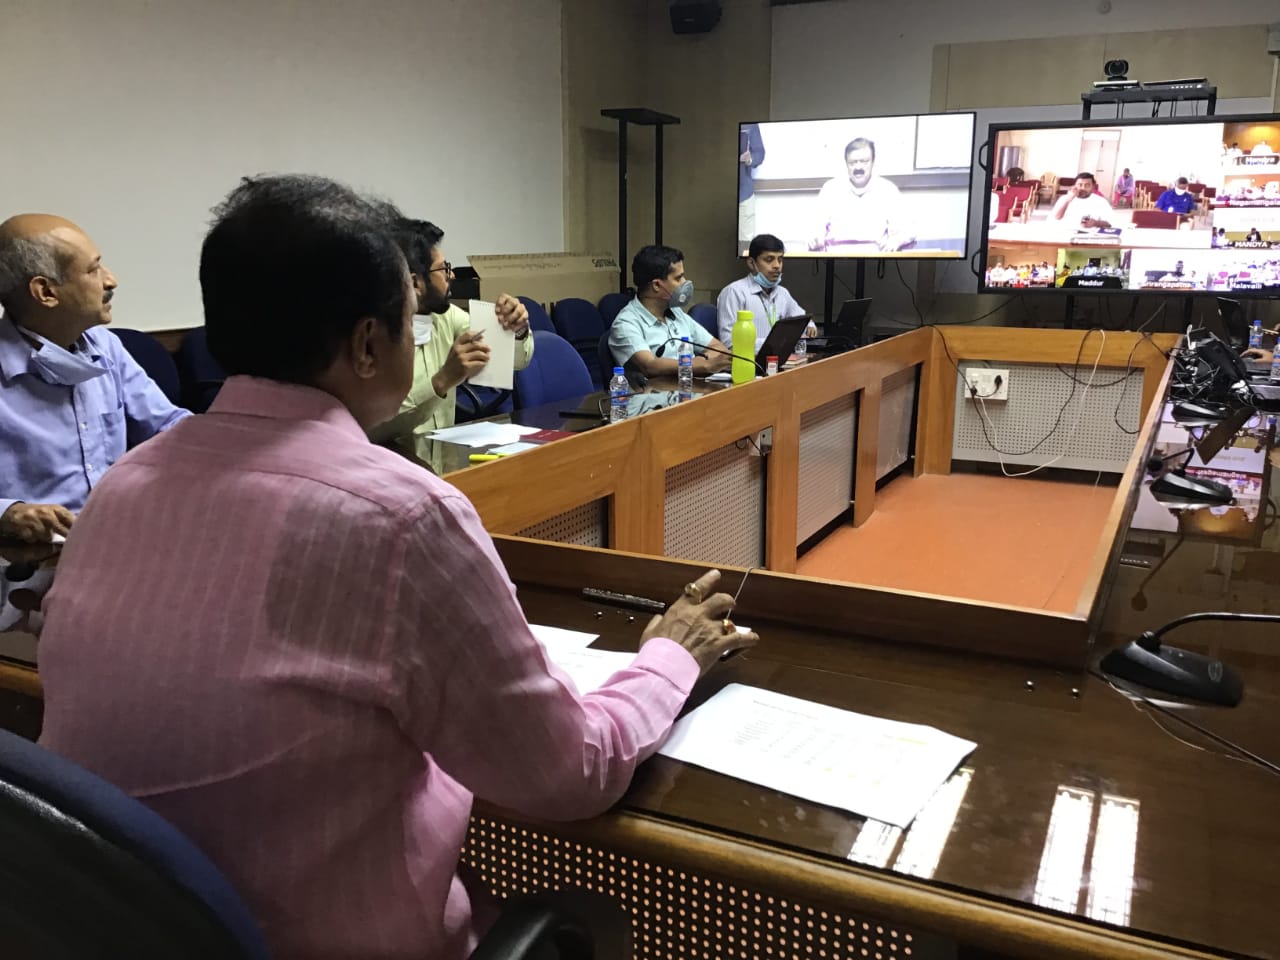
left=428, top=261, right=454, bottom=276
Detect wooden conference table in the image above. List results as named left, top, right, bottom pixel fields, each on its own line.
left=459, top=415, right=1280, bottom=960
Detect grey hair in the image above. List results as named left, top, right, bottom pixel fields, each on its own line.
left=0, top=235, right=66, bottom=311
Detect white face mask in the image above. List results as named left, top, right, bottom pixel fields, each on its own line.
left=1174, top=188, right=1187, bottom=196
left=17, top=325, right=107, bottom=386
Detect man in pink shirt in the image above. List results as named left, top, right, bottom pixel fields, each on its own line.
left=36, top=174, right=757, bottom=960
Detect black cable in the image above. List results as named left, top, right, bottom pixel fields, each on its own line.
left=1090, top=667, right=1280, bottom=779
left=1147, top=610, right=1280, bottom=644
left=894, top=261, right=925, bottom=327
left=1112, top=328, right=1172, bottom=435
left=961, top=328, right=1102, bottom=458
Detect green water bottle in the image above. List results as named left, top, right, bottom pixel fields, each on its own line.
left=731, top=309, right=756, bottom=384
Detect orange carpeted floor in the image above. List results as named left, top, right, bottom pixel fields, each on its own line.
left=796, top=473, right=1117, bottom=613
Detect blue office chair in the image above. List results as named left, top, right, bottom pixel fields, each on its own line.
left=0, top=727, right=270, bottom=958
left=689, top=303, right=719, bottom=340
left=597, top=332, right=617, bottom=386
left=517, top=297, right=556, bottom=335
left=174, top=328, right=227, bottom=413
left=514, top=331, right=594, bottom=410
left=596, top=291, right=631, bottom=327
left=456, top=384, right=514, bottom=423
left=111, top=328, right=182, bottom=406
left=0, top=728, right=618, bottom=959
left=551, top=298, right=607, bottom=388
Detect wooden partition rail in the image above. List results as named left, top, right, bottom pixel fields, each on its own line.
left=450, top=328, right=1178, bottom=576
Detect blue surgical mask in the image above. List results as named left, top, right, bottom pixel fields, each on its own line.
left=667, top=279, right=694, bottom=309
left=17, top=325, right=108, bottom=386
left=752, top=271, right=781, bottom=290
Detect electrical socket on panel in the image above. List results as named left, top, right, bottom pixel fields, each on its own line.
left=965, top=368, right=1009, bottom=401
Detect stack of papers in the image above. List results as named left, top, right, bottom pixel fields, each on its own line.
left=658, top=684, right=977, bottom=828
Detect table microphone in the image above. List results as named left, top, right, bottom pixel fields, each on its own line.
left=658, top=337, right=766, bottom=378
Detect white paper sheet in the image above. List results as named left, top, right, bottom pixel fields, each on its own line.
left=529, top=624, right=598, bottom=652
left=426, top=422, right=540, bottom=448
left=528, top=624, right=636, bottom=693
left=488, top=441, right=539, bottom=455
left=466, top=299, right=516, bottom=390
left=658, top=684, right=977, bottom=828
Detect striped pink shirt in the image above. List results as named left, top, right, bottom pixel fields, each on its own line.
left=37, top=376, right=698, bottom=960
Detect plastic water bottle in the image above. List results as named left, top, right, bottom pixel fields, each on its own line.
left=1271, top=351, right=1280, bottom=383
left=677, top=336, right=694, bottom=394
left=793, top=335, right=807, bottom=363
left=609, top=366, right=629, bottom=422
left=1249, top=320, right=1264, bottom=349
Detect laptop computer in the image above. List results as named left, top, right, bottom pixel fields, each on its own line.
left=807, top=298, right=871, bottom=355
left=756, top=315, right=812, bottom=371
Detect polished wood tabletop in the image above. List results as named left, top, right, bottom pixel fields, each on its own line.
left=508, top=411, right=1280, bottom=958
left=391, top=376, right=732, bottom=476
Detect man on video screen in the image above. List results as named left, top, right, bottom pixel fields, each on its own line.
left=811, top=137, right=914, bottom=252
left=1155, top=178, right=1196, bottom=216
left=1051, top=172, right=1113, bottom=228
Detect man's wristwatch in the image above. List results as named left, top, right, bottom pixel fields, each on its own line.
left=515, top=328, right=530, bottom=341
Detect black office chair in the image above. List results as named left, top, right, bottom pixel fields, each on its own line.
left=174, top=328, right=227, bottom=413
left=0, top=729, right=614, bottom=959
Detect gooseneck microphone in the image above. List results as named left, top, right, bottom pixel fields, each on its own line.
left=658, top=337, right=766, bottom=378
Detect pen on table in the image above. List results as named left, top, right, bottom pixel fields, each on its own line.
left=468, top=453, right=508, bottom=462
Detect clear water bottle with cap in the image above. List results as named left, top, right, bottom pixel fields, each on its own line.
left=1249, top=320, right=1264, bottom=349
left=1271, top=351, right=1280, bottom=383
left=609, top=366, right=629, bottom=422
left=793, top=335, right=807, bottom=363
left=677, top=336, right=694, bottom=395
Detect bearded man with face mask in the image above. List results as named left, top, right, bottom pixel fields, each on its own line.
left=1155, top=178, right=1197, bottom=217
left=607, top=244, right=731, bottom=378
left=368, top=218, right=531, bottom=441
left=0, top=214, right=189, bottom=542
left=715, top=234, right=815, bottom=347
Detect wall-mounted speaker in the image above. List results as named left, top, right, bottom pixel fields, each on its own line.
left=670, top=0, right=722, bottom=35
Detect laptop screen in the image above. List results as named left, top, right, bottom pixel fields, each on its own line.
left=756, top=315, right=811, bottom=369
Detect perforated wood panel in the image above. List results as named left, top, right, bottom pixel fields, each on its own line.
left=516, top=499, right=608, bottom=548
left=464, top=815, right=955, bottom=960
left=952, top=362, right=1141, bottom=473
left=664, top=442, right=765, bottom=567
left=797, top=396, right=857, bottom=546
left=877, top=367, right=918, bottom=480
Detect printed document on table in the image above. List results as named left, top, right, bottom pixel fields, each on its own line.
left=467, top=299, right=515, bottom=390
left=658, top=684, right=977, bottom=828
left=529, top=625, right=635, bottom=693
left=426, top=422, right=540, bottom=448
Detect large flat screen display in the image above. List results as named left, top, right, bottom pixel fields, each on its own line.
left=980, top=114, right=1280, bottom=296
left=736, top=112, right=976, bottom=259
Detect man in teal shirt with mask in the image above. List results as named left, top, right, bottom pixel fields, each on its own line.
left=608, top=245, right=730, bottom=378
left=715, top=234, right=813, bottom=347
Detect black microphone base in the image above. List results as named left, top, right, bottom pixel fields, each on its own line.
left=1100, top=640, right=1243, bottom=706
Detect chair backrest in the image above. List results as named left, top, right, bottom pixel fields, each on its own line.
left=552, top=298, right=608, bottom=388
left=0, top=728, right=270, bottom=959
left=514, top=331, right=594, bottom=410
left=689, top=303, right=718, bottom=339
left=1132, top=209, right=1179, bottom=229
left=517, top=297, right=556, bottom=334
left=174, top=328, right=227, bottom=413
left=596, top=292, right=631, bottom=327
left=111, top=328, right=183, bottom=406
left=597, top=331, right=618, bottom=386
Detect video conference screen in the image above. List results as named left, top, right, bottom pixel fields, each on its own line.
left=981, top=114, right=1280, bottom=296
left=736, top=112, right=976, bottom=259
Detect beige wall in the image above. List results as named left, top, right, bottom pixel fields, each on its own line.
left=562, top=0, right=772, bottom=297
